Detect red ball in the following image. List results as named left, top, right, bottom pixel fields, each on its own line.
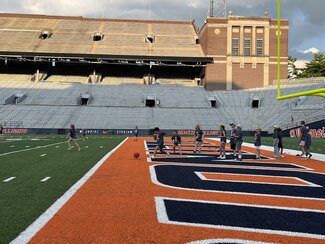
left=134, top=152, right=140, bottom=158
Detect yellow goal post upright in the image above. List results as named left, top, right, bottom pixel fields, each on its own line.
left=277, top=0, right=325, bottom=100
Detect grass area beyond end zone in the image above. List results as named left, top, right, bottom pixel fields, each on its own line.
left=244, top=136, right=325, bottom=154
left=0, top=135, right=124, bottom=243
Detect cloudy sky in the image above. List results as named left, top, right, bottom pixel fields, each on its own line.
left=1, top=0, right=324, bottom=60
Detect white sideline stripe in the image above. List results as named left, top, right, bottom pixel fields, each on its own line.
left=208, top=138, right=325, bottom=162
left=40, top=154, right=47, bottom=157
left=40, top=177, right=51, bottom=182
left=10, top=137, right=128, bottom=244
left=0, top=140, right=75, bottom=157
left=3, top=177, right=16, bottom=182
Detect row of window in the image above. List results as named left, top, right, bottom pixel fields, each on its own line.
left=232, top=38, right=264, bottom=56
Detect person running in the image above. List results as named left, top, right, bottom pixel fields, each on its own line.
left=194, top=125, right=204, bottom=154
left=0, top=124, right=3, bottom=137
left=278, top=128, right=284, bottom=157
left=171, top=130, right=182, bottom=154
left=229, top=123, right=237, bottom=159
left=298, top=121, right=308, bottom=157
left=234, top=124, right=243, bottom=161
left=218, top=125, right=227, bottom=159
left=254, top=128, right=262, bottom=159
left=67, top=124, right=81, bottom=151
left=305, top=127, right=313, bottom=159
left=153, top=127, right=169, bottom=157
left=134, top=126, right=139, bottom=141
left=273, top=126, right=280, bottom=158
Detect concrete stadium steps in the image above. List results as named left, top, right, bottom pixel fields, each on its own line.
left=0, top=79, right=324, bottom=130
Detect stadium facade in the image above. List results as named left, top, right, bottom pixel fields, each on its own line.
left=0, top=13, right=324, bottom=134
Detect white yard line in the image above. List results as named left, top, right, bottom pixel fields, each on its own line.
left=0, top=140, right=73, bottom=157
left=3, top=177, right=16, bottom=182
left=40, top=154, right=47, bottom=157
left=11, top=137, right=128, bottom=244
left=40, top=177, right=51, bottom=182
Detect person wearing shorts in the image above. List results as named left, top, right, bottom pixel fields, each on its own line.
left=134, top=126, right=139, bottom=141
left=171, top=130, right=182, bottom=154
left=67, top=124, right=81, bottom=151
left=218, top=125, right=227, bottom=159
left=194, top=125, right=204, bottom=154
left=299, top=121, right=308, bottom=157
left=273, top=126, right=280, bottom=158
left=229, top=123, right=237, bottom=158
left=254, top=128, right=262, bottom=159
left=234, top=124, right=243, bottom=161
left=153, top=127, right=169, bottom=157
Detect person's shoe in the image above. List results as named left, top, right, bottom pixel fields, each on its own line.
left=222, top=156, right=226, bottom=160
left=308, top=154, right=312, bottom=159
left=78, top=148, right=81, bottom=151
left=217, top=156, right=222, bottom=159
left=193, top=151, right=197, bottom=154
left=68, top=147, right=72, bottom=151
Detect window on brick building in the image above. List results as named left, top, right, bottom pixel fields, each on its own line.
left=232, top=38, right=239, bottom=56
left=244, top=38, right=251, bottom=56
left=256, top=39, right=264, bottom=56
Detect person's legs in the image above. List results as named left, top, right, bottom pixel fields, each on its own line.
left=221, top=143, right=226, bottom=158
left=73, top=140, right=81, bottom=151
left=194, top=141, right=198, bottom=153
left=154, top=146, right=158, bottom=156
left=300, top=141, right=306, bottom=156
left=178, top=145, right=182, bottom=154
left=198, top=141, right=202, bottom=153
left=237, top=143, right=242, bottom=160
left=67, top=138, right=72, bottom=150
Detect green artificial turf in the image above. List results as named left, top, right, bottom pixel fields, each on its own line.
left=0, top=135, right=124, bottom=243
left=243, top=136, right=325, bottom=154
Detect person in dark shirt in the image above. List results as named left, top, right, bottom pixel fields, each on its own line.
left=299, top=121, right=308, bottom=157
left=273, top=126, right=280, bottom=158
left=234, top=124, right=243, bottom=161
left=278, top=128, right=284, bottom=157
left=67, top=124, right=81, bottom=151
left=0, top=125, right=3, bottom=137
left=153, top=127, right=169, bottom=157
left=171, top=130, right=182, bottom=154
left=218, top=125, right=227, bottom=159
left=194, top=125, right=204, bottom=154
left=254, top=128, right=262, bottom=159
left=134, top=126, right=139, bottom=141
left=305, top=127, right=313, bottom=159
left=229, top=123, right=237, bottom=158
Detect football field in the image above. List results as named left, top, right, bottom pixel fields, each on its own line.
left=1, top=135, right=325, bottom=243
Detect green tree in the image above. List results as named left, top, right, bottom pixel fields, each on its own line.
left=298, top=52, right=325, bottom=78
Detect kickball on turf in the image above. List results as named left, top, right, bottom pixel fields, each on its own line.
left=134, top=152, right=140, bottom=158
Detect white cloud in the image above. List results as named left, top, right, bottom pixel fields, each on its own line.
left=299, top=47, right=320, bottom=54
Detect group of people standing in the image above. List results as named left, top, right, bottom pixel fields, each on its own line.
left=151, top=124, right=245, bottom=160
